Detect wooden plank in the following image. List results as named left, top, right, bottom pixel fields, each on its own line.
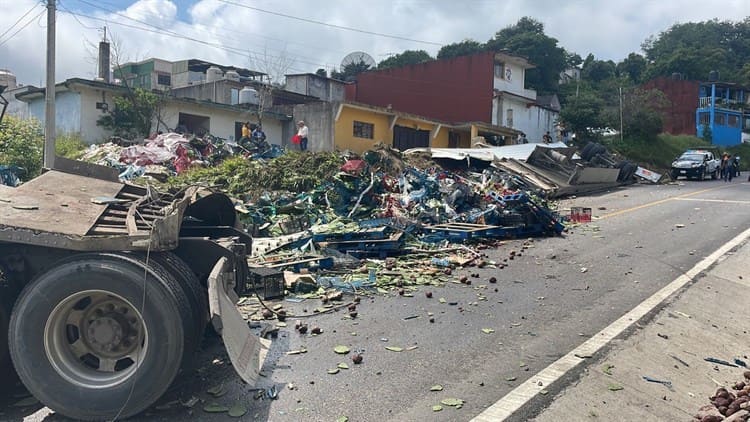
left=0, top=171, right=123, bottom=236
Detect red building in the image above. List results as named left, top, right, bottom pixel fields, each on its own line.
left=642, top=77, right=700, bottom=135
left=347, top=51, right=497, bottom=123
left=346, top=51, right=559, bottom=143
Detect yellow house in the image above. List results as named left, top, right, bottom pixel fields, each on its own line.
left=332, top=102, right=519, bottom=154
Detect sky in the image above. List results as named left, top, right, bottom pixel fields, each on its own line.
left=0, top=0, right=748, bottom=87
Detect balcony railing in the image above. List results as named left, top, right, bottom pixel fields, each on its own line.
left=699, top=96, right=746, bottom=111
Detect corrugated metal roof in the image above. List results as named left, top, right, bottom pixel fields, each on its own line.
left=404, top=142, right=570, bottom=162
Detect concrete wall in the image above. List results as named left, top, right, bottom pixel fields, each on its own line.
left=78, top=85, right=116, bottom=143
left=160, top=101, right=284, bottom=144
left=493, top=61, right=536, bottom=100
left=27, top=91, right=83, bottom=140
left=6, top=87, right=30, bottom=119
left=494, top=96, right=557, bottom=142
left=286, top=74, right=346, bottom=102
left=291, top=102, right=335, bottom=152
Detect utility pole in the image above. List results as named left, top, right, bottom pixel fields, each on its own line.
left=619, top=87, right=624, bottom=142
left=44, top=0, right=56, bottom=169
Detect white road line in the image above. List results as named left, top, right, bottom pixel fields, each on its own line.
left=472, top=226, right=750, bottom=422
left=674, top=197, right=750, bottom=205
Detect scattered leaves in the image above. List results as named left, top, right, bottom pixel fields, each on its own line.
left=430, top=385, right=444, bottom=391
left=337, top=362, right=350, bottom=369
left=334, top=345, right=351, bottom=354
left=608, top=383, right=624, bottom=391
left=602, top=364, right=614, bottom=375
left=432, top=405, right=443, bottom=412
left=481, top=328, right=495, bottom=334
left=385, top=346, right=404, bottom=352
left=327, top=368, right=340, bottom=375
left=228, top=403, right=248, bottom=418
left=203, top=403, right=229, bottom=413
left=440, top=398, right=465, bottom=407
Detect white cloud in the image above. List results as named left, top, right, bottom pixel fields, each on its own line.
left=0, top=0, right=748, bottom=87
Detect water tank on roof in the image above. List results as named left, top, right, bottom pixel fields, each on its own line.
left=225, top=70, right=240, bottom=82
left=206, top=66, right=223, bottom=83
left=239, top=86, right=259, bottom=105
left=0, top=69, right=17, bottom=90
left=708, top=70, right=719, bottom=82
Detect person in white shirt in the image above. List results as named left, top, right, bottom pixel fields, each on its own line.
left=296, top=120, right=309, bottom=151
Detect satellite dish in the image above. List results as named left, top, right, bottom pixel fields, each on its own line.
left=341, top=51, right=376, bottom=69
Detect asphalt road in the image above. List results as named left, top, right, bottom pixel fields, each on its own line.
left=6, top=178, right=750, bottom=422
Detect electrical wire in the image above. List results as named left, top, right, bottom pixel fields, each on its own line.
left=214, top=0, right=442, bottom=46
left=67, top=0, right=331, bottom=70
left=0, top=2, right=42, bottom=44
left=58, top=0, right=99, bottom=30
left=0, top=7, right=46, bottom=48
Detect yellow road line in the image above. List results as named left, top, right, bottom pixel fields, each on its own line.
left=596, top=184, right=736, bottom=220
left=675, top=197, right=750, bottom=205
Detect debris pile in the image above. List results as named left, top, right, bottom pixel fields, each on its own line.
left=79, top=132, right=282, bottom=181
left=694, top=373, right=750, bottom=421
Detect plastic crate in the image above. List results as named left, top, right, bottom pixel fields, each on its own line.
left=247, top=267, right=285, bottom=300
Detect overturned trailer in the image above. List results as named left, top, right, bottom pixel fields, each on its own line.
left=0, top=158, right=268, bottom=420
left=406, top=143, right=637, bottom=198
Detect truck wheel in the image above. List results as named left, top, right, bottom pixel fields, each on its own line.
left=0, top=300, right=9, bottom=377
left=99, top=253, right=200, bottom=363
left=8, top=254, right=186, bottom=421
left=149, top=252, right=208, bottom=349
left=697, top=167, right=705, bottom=181
left=711, top=169, right=718, bottom=180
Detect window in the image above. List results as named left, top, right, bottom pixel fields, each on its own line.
left=728, top=114, right=740, bottom=128
left=494, top=63, right=504, bottom=78
left=715, top=113, right=726, bottom=126
left=231, top=88, right=239, bottom=105
left=699, top=112, right=710, bottom=125
left=353, top=121, right=374, bottom=139
left=157, top=73, right=171, bottom=86
left=506, top=109, right=513, bottom=127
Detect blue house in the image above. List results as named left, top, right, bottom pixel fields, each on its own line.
left=696, top=82, right=750, bottom=146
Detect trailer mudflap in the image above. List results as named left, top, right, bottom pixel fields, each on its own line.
left=207, top=257, right=270, bottom=385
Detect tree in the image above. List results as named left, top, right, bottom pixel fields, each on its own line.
left=97, top=88, right=160, bottom=139
left=0, top=116, right=44, bottom=180
left=618, top=88, right=669, bottom=140
left=485, top=17, right=568, bottom=94
left=315, top=68, right=328, bottom=78
left=641, top=19, right=750, bottom=81
left=558, top=89, right=605, bottom=142
left=437, top=39, right=484, bottom=59
left=616, top=53, right=647, bottom=83
left=331, top=60, right=374, bottom=82
left=581, top=55, right=617, bottom=83
left=377, top=50, right=433, bottom=70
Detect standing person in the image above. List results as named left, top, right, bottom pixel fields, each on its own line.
left=720, top=152, right=731, bottom=181
left=542, top=131, right=552, bottom=144
left=296, top=120, right=309, bottom=152
left=734, top=155, right=741, bottom=177
left=239, top=122, right=251, bottom=149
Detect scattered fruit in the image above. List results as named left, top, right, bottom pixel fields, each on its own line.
left=311, top=327, right=322, bottom=335
left=352, top=354, right=363, bottom=364
left=425, top=291, right=433, bottom=298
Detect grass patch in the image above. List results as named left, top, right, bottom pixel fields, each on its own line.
left=55, top=133, right=88, bottom=159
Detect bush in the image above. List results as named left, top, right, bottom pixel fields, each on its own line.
left=0, top=116, right=44, bottom=180
left=55, top=133, right=87, bottom=159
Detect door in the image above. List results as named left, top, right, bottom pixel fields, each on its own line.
left=393, top=125, right=430, bottom=151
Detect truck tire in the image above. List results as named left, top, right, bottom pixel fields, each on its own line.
left=711, top=168, right=718, bottom=180
left=149, top=252, right=208, bottom=349
left=99, top=253, right=200, bottom=362
left=0, top=300, right=9, bottom=377
left=8, top=254, right=186, bottom=421
left=697, top=166, right=705, bottom=181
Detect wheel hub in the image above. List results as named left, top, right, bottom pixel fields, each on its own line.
left=44, top=290, right=148, bottom=388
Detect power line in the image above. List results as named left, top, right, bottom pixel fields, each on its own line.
left=215, top=0, right=442, bottom=46
left=58, top=9, right=315, bottom=74
left=0, top=8, right=46, bottom=48
left=67, top=0, right=333, bottom=70
left=58, top=0, right=99, bottom=30
left=0, top=2, right=43, bottom=44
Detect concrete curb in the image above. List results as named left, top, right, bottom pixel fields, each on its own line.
left=472, top=227, right=750, bottom=422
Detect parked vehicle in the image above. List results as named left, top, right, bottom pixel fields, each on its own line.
left=0, top=159, right=267, bottom=420
left=670, top=149, right=720, bottom=180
